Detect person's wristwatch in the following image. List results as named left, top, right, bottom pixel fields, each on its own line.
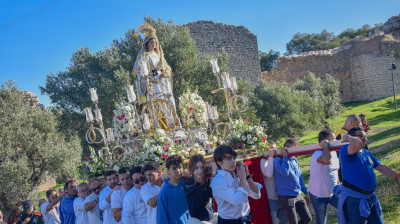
left=246, top=174, right=252, bottom=180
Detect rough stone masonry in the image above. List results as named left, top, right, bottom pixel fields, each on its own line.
left=187, top=21, right=261, bottom=83
left=262, top=14, right=400, bottom=102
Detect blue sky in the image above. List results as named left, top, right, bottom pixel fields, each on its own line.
left=1, top=0, right=399, bottom=107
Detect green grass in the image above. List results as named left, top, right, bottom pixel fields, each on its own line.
left=297, top=95, right=400, bottom=224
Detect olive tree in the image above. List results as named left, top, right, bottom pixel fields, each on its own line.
left=0, top=81, right=82, bottom=212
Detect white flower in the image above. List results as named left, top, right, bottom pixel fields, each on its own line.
left=155, top=157, right=160, bottom=162
left=241, top=135, right=247, bottom=141
left=247, top=134, right=252, bottom=139
left=149, top=148, right=154, bottom=153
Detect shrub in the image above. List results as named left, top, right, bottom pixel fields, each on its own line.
left=250, top=81, right=323, bottom=139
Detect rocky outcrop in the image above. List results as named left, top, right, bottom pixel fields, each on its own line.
left=382, top=14, right=400, bottom=37
left=23, top=91, right=44, bottom=109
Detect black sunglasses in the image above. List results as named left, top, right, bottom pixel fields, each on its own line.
left=133, top=176, right=147, bottom=184
left=91, top=185, right=102, bottom=191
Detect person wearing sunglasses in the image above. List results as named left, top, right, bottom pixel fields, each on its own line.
left=74, top=182, right=91, bottom=224
left=141, top=161, right=163, bottom=224
left=335, top=126, right=400, bottom=224
left=112, top=167, right=133, bottom=223
left=131, top=167, right=147, bottom=190
left=84, top=179, right=103, bottom=224
left=122, top=166, right=148, bottom=223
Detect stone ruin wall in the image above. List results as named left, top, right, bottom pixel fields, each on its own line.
left=186, top=21, right=261, bottom=83
left=263, top=14, right=400, bottom=102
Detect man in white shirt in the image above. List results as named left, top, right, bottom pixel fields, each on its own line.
left=99, top=170, right=120, bottom=224
left=112, top=167, right=134, bottom=223
left=140, top=161, right=163, bottom=224
left=41, top=189, right=64, bottom=224
left=74, top=182, right=91, bottom=224
left=211, top=145, right=261, bottom=223
left=122, top=166, right=148, bottom=224
left=308, top=130, right=340, bottom=224
left=84, top=179, right=103, bottom=224
left=260, top=141, right=288, bottom=224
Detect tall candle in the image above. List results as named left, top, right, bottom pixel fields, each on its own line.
left=231, top=77, right=237, bottom=92
left=212, top=106, right=219, bottom=120
left=94, top=108, right=102, bottom=122
left=106, top=128, right=114, bottom=142
left=125, top=85, right=137, bottom=103
left=85, top=108, right=94, bottom=122
left=89, top=88, right=98, bottom=102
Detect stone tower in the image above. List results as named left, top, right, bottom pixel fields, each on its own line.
left=186, top=21, right=261, bottom=83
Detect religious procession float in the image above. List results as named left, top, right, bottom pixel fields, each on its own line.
left=82, top=23, right=345, bottom=178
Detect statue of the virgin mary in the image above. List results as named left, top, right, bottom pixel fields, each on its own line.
left=132, top=23, right=181, bottom=132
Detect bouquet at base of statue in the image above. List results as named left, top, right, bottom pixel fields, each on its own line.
left=137, top=129, right=172, bottom=166
left=179, top=89, right=208, bottom=129
left=229, top=119, right=269, bottom=156
left=112, top=101, right=141, bottom=140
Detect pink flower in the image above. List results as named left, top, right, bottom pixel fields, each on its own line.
left=118, top=116, right=122, bottom=121
left=122, top=113, right=125, bottom=118
left=162, top=154, right=167, bottom=159
left=243, top=119, right=250, bottom=124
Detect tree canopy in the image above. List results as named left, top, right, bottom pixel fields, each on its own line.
left=0, top=81, right=82, bottom=212
left=259, top=50, right=280, bottom=72
left=285, top=24, right=383, bottom=55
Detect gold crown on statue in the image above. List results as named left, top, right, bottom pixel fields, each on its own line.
left=136, top=23, right=158, bottom=47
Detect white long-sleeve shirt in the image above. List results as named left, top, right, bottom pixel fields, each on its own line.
left=260, top=157, right=278, bottom=200
left=211, top=169, right=261, bottom=220
left=73, top=196, right=89, bottom=224
left=111, top=187, right=129, bottom=224
left=140, top=182, right=161, bottom=224
left=122, top=187, right=147, bottom=224
left=99, top=185, right=117, bottom=224
left=84, top=193, right=102, bottom=224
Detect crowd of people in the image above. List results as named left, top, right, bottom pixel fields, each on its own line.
left=2, top=114, right=400, bottom=224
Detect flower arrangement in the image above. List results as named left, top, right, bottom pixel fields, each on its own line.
left=229, top=119, right=269, bottom=154
left=112, top=102, right=141, bottom=140
left=179, top=90, right=208, bottom=129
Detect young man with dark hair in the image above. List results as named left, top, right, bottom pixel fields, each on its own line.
left=157, top=155, right=190, bottom=224
left=122, top=167, right=148, bottom=224
left=131, top=166, right=147, bottom=190
left=74, top=182, right=91, bottom=224
left=60, top=179, right=78, bottom=224
left=41, top=189, right=64, bottom=224
left=335, top=126, right=400, bottom=223
left=260, top=141, right=287, bottom=224
left=212, top=145, right=261, bottom=224
left=141, top=161, right=163, bottom=224
left=84, top=179, right=103, bottom=224
left=99, top=170, right=120, bottom=224
left=111, top=167, right=133, bottom=223
left=308, top=130, right=339, bottom=224
left=274, top=138, right=312, bottom=224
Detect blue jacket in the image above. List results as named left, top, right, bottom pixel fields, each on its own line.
left=157, top=178, right=190, bottom=224
left=273, top=156, right=308, bottom=196
left=59, top=195, right=76, bottom=224
left=334, top=184, right=382, bottom=224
